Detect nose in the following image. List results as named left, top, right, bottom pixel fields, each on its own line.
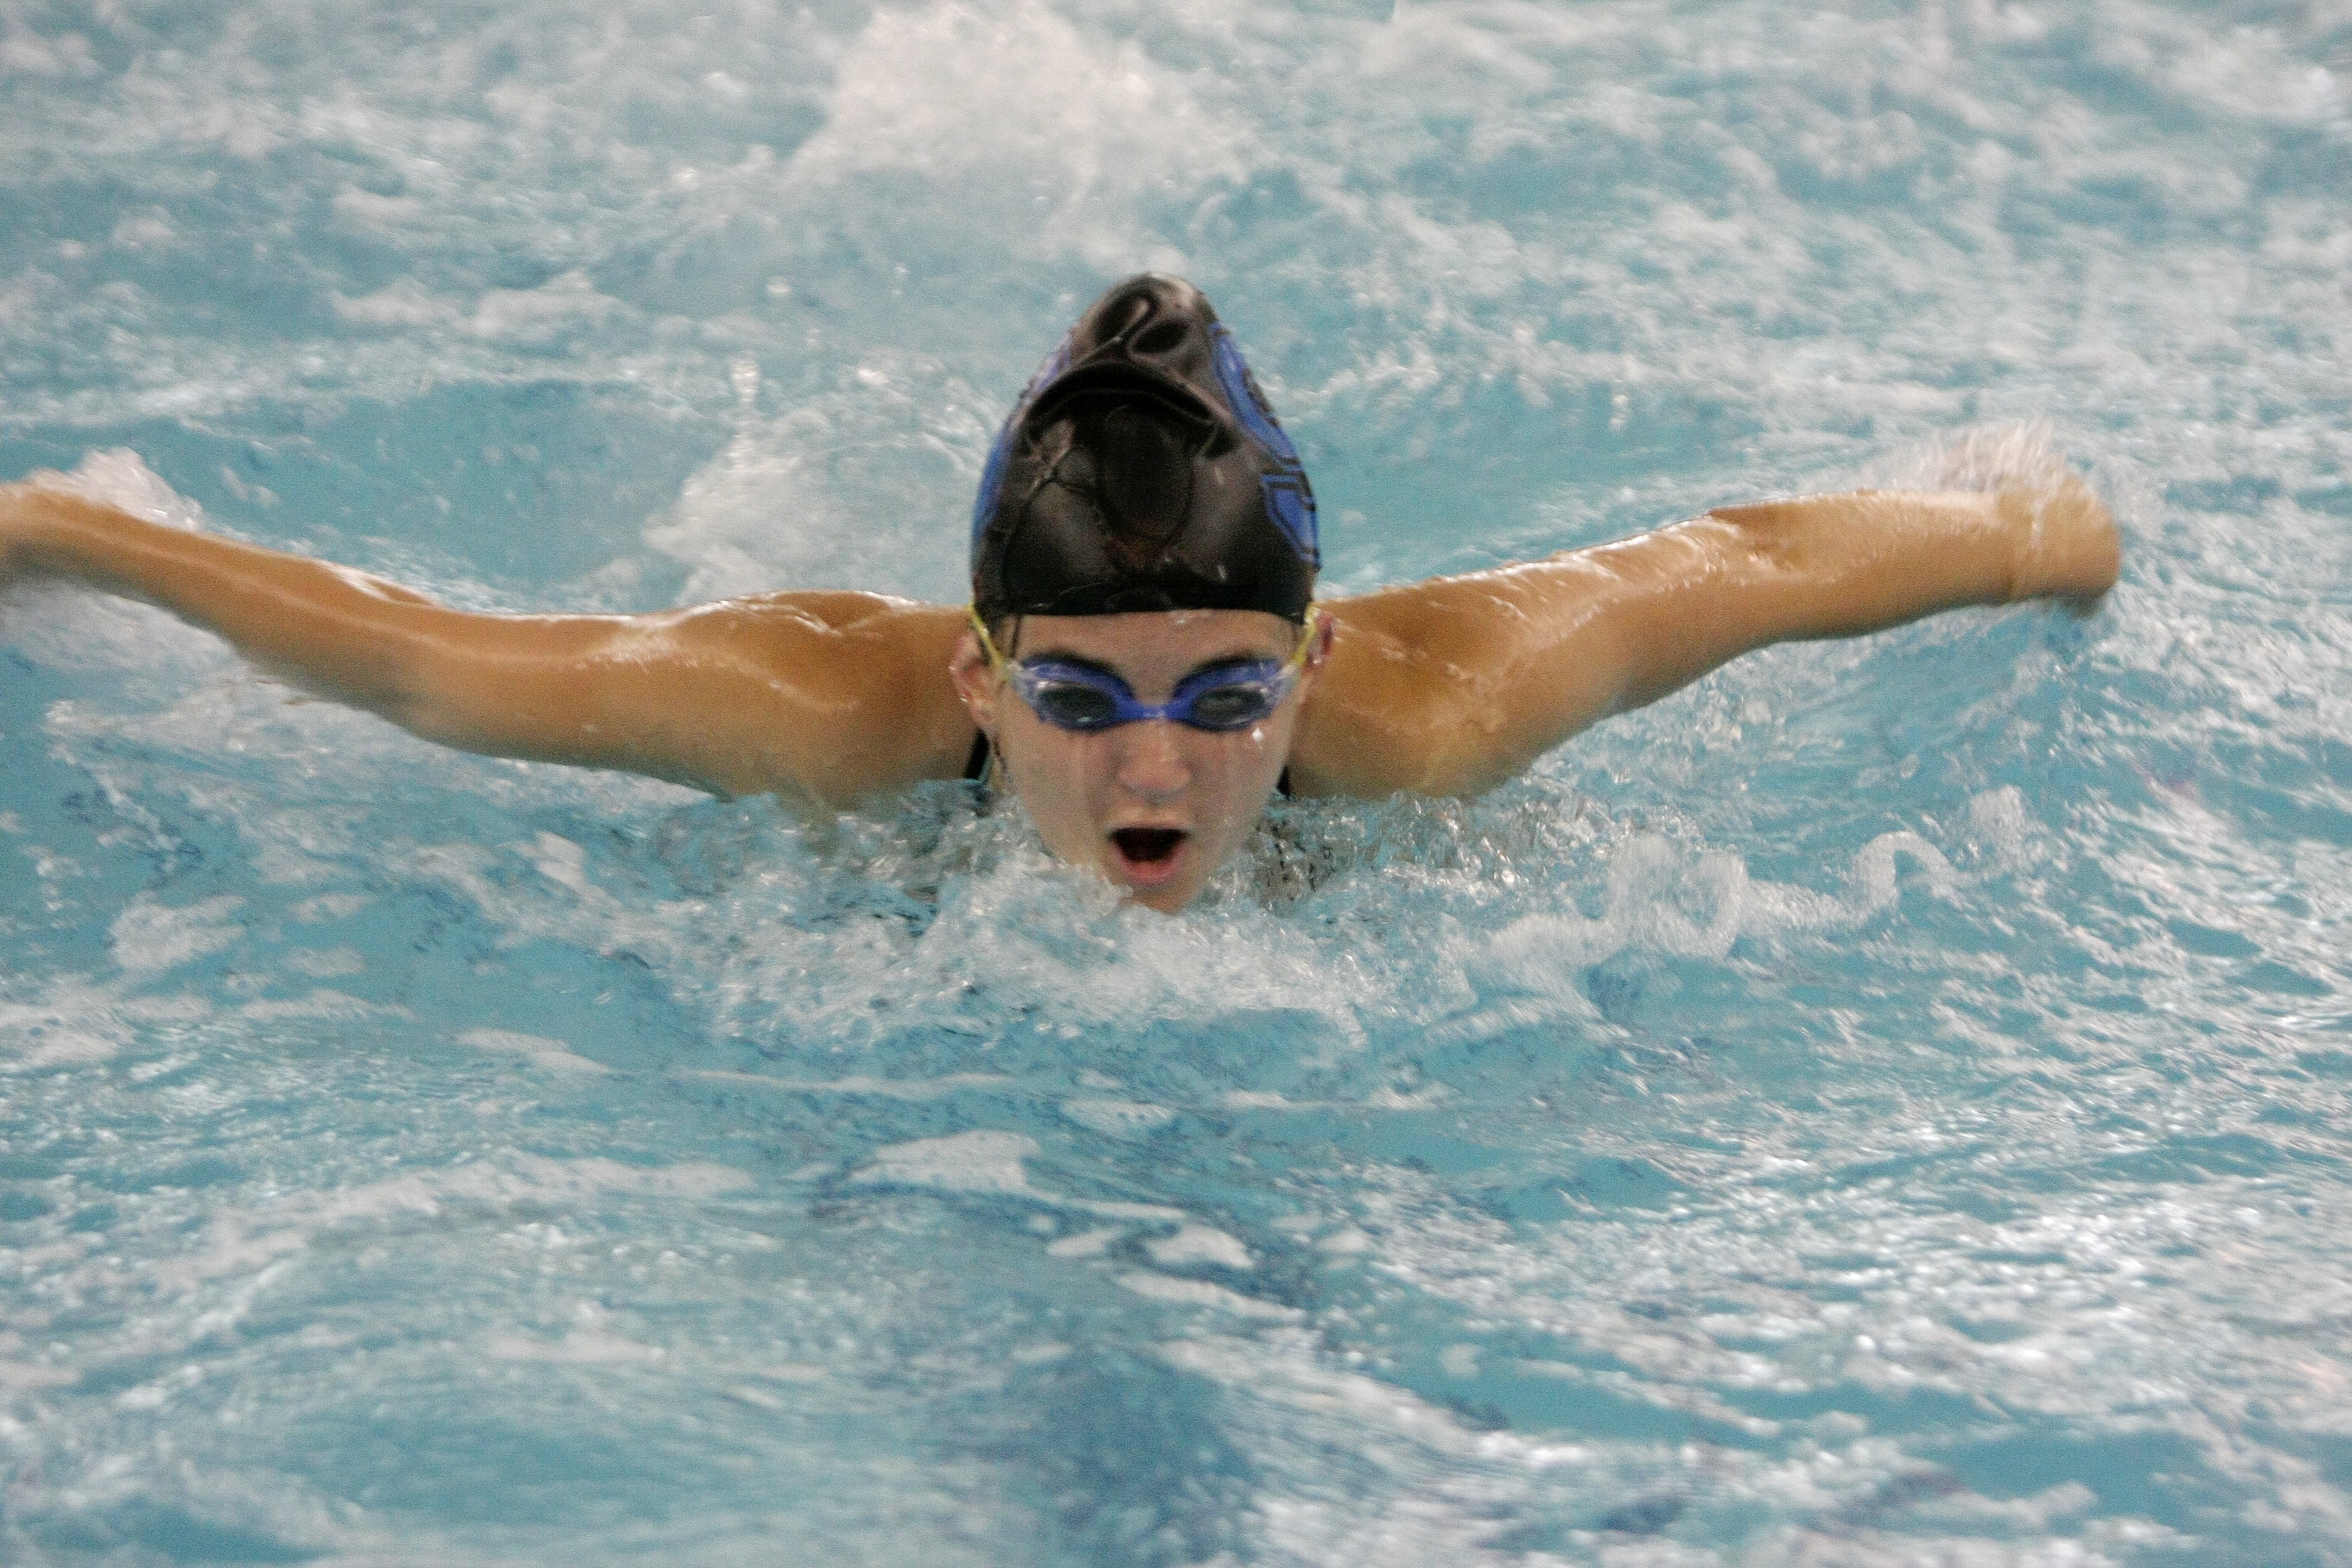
left=1112, top=719, right=1191, bottom=803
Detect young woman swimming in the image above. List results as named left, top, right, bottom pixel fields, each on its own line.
left=0, top=273, right=2122, bottom=912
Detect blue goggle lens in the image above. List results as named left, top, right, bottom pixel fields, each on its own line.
left=1012, top=660, right=1292, bottom=733
left=1025, top=676, right=1123, bottom=730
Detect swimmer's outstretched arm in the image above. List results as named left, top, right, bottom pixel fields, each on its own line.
left=0, top=483, right=974, bottom=805
left=1289, top=477, right=2121, bottom=798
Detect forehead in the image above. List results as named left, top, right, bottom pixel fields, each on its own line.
left=1016, top=610, right=1295, bottom=670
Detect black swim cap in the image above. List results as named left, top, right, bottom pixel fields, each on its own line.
left=970, top=274, right=1318, bottom=624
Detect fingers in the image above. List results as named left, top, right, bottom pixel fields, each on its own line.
left=0, top=482, right=30, bottom=581
left=2004, top=477, right=2122, bottom=606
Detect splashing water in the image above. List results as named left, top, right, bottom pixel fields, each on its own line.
left=4, top=1, right=2351, bottom=1563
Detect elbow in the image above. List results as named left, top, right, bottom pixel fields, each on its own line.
left=327, top=563, right=440, bottom=609
left=381, top=688, right=495, bottom=756
left=370, top=643, right=537, bottom=757
left=1702, top=506, right=1820, bottom=586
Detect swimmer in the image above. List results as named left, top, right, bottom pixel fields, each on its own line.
left=0, top=274, right=2121, bottom=912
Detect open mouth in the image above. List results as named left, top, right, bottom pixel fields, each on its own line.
left=1109, top=826, right=1189, bottom=875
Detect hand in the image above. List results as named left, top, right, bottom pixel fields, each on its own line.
left=0, top=475, right=126, bottom=589
left=0, top=480, right=36, bottom=584
left=2001, top=472, right=2122, bottom=611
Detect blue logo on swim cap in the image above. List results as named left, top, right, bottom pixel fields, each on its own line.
left=1210, top=326, right=1317, bottom=567
left=972, top=338, right=1071, bottom=555
left=1259, top=473, right=1314, bottom=564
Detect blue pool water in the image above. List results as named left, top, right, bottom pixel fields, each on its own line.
left=4, top=1, right=2350, bottom=1561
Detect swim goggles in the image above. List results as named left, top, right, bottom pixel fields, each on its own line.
left=970, top=608, right=1315, bottom=733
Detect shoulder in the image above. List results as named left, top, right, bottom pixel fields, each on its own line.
left=1286, top=555, right=1661, bottom=799
left=1288, top=584, right=1533, bottom=799
left=677, top=590, right=962, bottom=636
left=653, top=592, right=966, bottom=671
left=611, top=592, right=975, bottom=800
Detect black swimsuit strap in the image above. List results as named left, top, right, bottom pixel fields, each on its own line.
left=961, top=731, right=1291, bottom=798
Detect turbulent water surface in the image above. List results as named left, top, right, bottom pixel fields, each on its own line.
left=3, top=1, right=2351, bottom=1562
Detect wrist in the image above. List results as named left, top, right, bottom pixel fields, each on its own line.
left=1992, top=488, right=2042, bottom=600
left=1995, top=477, right=2120, bottom=605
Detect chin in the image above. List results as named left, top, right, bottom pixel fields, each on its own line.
left=1127, top=880, right=1204, bottom=914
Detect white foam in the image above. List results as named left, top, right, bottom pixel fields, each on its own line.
left=22, top=448, right=206, bottom=527
left=1044, top=1227, right=1121, bottom=1258
left=1489, top=797, right=1991, bottom=979
left=1145, top=1224, right=1253, bottom=1271
left=1116, top=1272, right=1300, bottom=1321
left=1861, top=420, right=2080, bottom=497
left=0, top=980, right=137, bottom=1071
left=145, top=1152, right=753, bottom=1295
left=4, top=2, right=2348, bottom=1555
left=854, top=1129, right=1039, bottom=1195
left=484, top=1326, right=667, bottom=1364
left=640, top=350, right=980, bottom=601
left=457, top=1027, right=612, bottom=1074
left=285, top=946, right=365, bottom=978
left=109, top=893, right=246, bottom=977
left=778, top=0, right=1248, bottom=268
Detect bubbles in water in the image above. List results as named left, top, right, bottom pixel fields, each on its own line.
left=5, top=0, right=2351, bottom=1559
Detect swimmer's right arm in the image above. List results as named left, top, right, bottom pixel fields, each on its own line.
left=0, top=483, right=976, bottom=805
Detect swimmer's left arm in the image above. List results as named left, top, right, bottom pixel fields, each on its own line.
left=1289, top=476, right=2120, bottom=797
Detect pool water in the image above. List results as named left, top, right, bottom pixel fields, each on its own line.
left=4, top=1, right=2350, bottom=1562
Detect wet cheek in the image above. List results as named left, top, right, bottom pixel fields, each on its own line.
left=1007, top=728, right=1112, bottom=842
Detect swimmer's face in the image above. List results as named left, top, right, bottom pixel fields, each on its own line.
left=951, top=609, right=1331, bottom=913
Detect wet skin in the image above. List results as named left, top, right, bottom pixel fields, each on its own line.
left=2, top=480, right=2121, bottom=911
left=950, top=609, right=1333, bottom=914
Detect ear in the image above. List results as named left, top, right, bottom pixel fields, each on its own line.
left=1296, top=607, right=1336, bottom=694
left=949, top=627, right=1000, bottom=733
